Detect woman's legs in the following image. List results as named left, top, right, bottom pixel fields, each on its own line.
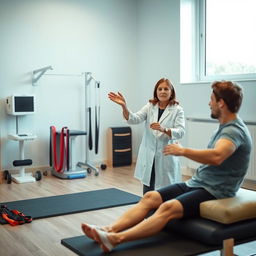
left=143, top=161, right=155, bottom=194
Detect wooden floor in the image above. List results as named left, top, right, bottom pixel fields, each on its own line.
left=0, top=165, right=255, bottom=256
left=0, top=165, right=142, bottom=256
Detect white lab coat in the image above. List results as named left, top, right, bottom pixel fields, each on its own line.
left=127, top=102, right=185, bottom=190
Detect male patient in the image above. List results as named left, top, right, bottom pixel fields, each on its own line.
left=81, top=80, right=252, bottom=253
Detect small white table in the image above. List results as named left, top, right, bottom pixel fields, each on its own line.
left=8, top=134, right=37, bottom=183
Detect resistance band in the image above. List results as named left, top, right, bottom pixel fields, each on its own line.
left=88, top=79, right=93, bottom=151
left=88, top=107, right=93, bottom=150
left=0, top=205, right=32, bottom=226
left=51, top=126, right=69, bottom=172
left=95, top=81, right=100, bottom=154
left=66, top=128, right=70, bottom=170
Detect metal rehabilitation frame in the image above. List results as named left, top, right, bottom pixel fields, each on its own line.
left=77, top=72, right=99, bottom=176
left=32, top=67, right=100, bottom=176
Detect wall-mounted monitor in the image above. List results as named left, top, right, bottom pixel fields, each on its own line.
left=6, top=95, right=35, bottom=115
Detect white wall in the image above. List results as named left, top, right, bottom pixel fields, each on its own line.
left=1, top=0, right=255, bottom=170
left=136, top=0, right=256, bottom=156
left=133, top=0, right=182, bottom=153
left=0, top=0, right=137, bottom=169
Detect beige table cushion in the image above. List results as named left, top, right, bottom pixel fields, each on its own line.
left=200, top=188, right=256, bottom=224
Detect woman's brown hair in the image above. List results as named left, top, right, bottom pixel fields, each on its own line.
left=149, top=78, right=179, bottom=106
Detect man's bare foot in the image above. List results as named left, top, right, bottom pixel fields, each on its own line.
left=81, top=223, right=98, bottom=240
left=92, top=228, right=114, bottom=253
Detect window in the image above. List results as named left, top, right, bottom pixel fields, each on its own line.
left=180, top=0, right=256, bottom=83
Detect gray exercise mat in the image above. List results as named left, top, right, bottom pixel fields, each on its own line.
left=2, top=188, right=140, bottom=220
left=61, top=231, right=220, bottom=256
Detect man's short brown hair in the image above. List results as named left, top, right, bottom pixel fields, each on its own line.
left=212, top=81, right=243, bottom=113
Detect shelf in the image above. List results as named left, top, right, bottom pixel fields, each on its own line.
left=8, top=134, right=37, bottom=141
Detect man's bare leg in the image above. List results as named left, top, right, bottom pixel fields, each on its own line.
left=93, top=199, right=184, bottom=252
left=81, top=191, right=162, bottom=239
left=104, top=191, right=163, bottom=232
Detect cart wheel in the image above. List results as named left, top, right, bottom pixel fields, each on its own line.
left=87, top=168, right=92, bottom=174
left=6, top=173, right=12, bottom=184
left=100, top=164, right=107, bottom=170
left=95, top=171, right=99, bottom=176
left=35, top=170, right=42, bottom=181
left=4, top=170, right=9, bottom=180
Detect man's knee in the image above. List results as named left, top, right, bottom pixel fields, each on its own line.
left=140, top=191, right=163, bottom=209
left=157, top=199, right=184, bottom=219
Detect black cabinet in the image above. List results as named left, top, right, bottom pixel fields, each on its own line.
left=107, top=127, right=132, bottom=167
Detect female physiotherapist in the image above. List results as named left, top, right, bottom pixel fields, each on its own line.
left=108, top=78, right=185, bottom=194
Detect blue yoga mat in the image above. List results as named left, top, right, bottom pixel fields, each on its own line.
left=2, top=188, right=141, bottom=219
left=61, top=231, right=220, bottom=256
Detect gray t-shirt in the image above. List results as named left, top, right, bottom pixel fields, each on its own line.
left=186, top=117, right=252, bottom=199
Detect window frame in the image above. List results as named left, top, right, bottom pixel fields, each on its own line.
left=180, top=0, right=256, bottom=84
left=199, top=0, right=256, bottom=82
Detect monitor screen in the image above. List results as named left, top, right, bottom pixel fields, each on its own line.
left=14, top=96, right=34, bottom=112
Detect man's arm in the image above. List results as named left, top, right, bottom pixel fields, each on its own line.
left=163, top=138, right=236, bottom=165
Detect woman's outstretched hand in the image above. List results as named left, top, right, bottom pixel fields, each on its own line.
left=108, top=92, right=126, bottom=107
left=108, top=91, right=129, bottom=120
